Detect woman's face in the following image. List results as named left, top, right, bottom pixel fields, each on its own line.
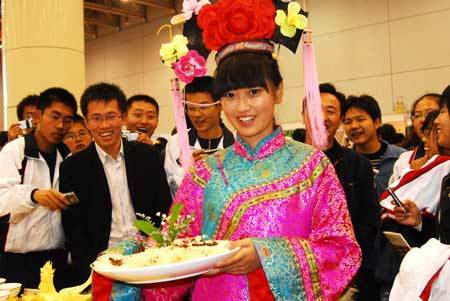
left=422, top=126, right=439, bottom=158
left=412, top=97, right=440, bottom=139
left=221, top=85, right=282, bottom=149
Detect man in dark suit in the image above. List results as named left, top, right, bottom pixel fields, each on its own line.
left=60, top=83, right=172, bottom=284
left=304, top=83, right=379, bottom=300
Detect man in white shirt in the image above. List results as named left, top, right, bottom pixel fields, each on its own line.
left=60, top=83, right=172, bottom=284
left=165, top=76, right=234, bottom=195
left=0, top=88, right=77, bottom=289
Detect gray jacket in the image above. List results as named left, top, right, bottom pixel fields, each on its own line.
left=375, top=143, right=406, bottom=199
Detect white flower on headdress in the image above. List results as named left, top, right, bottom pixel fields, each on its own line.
left=183, top=0, right=211, bottom=20
left=275, top=1, right=308, bottom=38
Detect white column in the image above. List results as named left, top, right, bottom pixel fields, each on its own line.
left=2, top=0, right=85, bottom=127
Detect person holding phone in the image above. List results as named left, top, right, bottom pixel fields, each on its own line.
left=377, top=86, right=450, bottom=300
left=0, top=88, right=77, bottom=290
left=391, top=85, right=450, bottom=244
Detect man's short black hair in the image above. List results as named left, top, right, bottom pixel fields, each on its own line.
left=343, top=94, right=382, bottom=122
left=440, top=85, right=450, bottom=110
left=127, top=95, right=159, bottom=115
left=319, top=83, right=346, bottom=114
left=72, top=113, right=87, bottom=126
left=17, top=95, right=39, bottom=120
left=38, top=88, right=77, bottom=115
left=185, top=76, right=214, bottom=98
left=80, top=83, right=126, bottom=117
left=377, top=124, right=397, bottom=143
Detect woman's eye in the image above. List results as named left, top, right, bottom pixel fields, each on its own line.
left=224, top=92, right=235, bottom=99
left=249, top=89, right=260, bottom=96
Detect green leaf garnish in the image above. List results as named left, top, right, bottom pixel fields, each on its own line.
left=168, top=203, right=183, bottom=242
left=133, top=220, right=164, bottom=245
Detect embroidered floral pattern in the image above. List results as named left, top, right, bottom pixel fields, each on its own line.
left=234, top=127, right=286, bottom=161
left=252, top=238, right=307, bottom=300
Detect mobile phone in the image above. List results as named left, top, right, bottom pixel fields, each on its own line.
left=202, top=149, right=220, bottom=154
left=387, top=187, right=406, bottom=210
left=64, top=192, right=80, bottom=205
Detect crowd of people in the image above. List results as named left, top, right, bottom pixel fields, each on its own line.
left=0, top=37, right=449, bottom=301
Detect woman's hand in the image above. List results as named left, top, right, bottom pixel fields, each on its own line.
left=192, top=150, right=208, bottom=162
left=392, top=199, right=422, bottom=227
left=205, top=239, right=261, bottom=276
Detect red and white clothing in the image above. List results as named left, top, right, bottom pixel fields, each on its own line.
left=390, top=238, right=450, bottom=301
left=381, top=155, right=450, bottom=218
left=390, top=147, right=421, bottom=185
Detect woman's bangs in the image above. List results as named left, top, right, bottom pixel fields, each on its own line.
left=214, top=53, right=271, bottom=99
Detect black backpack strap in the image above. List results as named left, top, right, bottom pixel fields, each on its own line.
left=19, top=157, right=28, bottom=184
left=188, top=129, right=197, bottom=146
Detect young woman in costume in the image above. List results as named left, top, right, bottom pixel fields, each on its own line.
left=143, top=1, right=361, bottom=300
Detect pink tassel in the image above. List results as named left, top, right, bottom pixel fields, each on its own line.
left=302, top=40, right=328, bottom=149
left=171, top=78, right=193, bottom=171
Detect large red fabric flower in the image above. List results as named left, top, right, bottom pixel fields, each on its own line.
left=197, top=0, right=276, bottom=51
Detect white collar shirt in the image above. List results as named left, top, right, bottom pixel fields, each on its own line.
left=95, top=141, right=137, bottom=248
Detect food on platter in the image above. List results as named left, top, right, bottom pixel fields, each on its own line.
left=91, top=204, right=239, bottom=284
left=93, top=236, right=231, bottom=269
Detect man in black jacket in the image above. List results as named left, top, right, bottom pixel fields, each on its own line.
left=304, top=83, right=379, bottom=300
left=60, top=83, right=172, bottom=284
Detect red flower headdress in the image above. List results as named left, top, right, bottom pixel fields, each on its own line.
left=197, top=0, right=276, bottom=51
left=162, top=0, right=327, bottom=159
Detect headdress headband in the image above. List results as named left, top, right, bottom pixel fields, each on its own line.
left=215, top=41, right=275, bottom=64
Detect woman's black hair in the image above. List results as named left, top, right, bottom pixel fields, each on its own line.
left=421, top=110, right=440, bottom=133
left=440, top=85, right=450, bottom=110
left=410, top=93, right=440, bottom=117
left=404, top=93, right=440, bottom=149
left=213, top=52, right=283, bottom=99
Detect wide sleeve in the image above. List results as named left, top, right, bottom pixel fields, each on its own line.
left=0, top=141, right=38, bottom=224
left=142, top=161, right=208, bottom=300
left=252, top=157, right=361, bottom=301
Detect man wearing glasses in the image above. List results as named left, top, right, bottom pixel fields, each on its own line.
left=0, top=88, right=77, bottom=289
left=60, top=83, right=172, bottom=285
left=165, top=76, right=235, bottom=196
left=63, top=114, right=92, bottom=155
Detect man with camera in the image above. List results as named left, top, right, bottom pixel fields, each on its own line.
left=0, top=95, right=39, bottom=149
left=0, top=88, right=77, bottom=289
